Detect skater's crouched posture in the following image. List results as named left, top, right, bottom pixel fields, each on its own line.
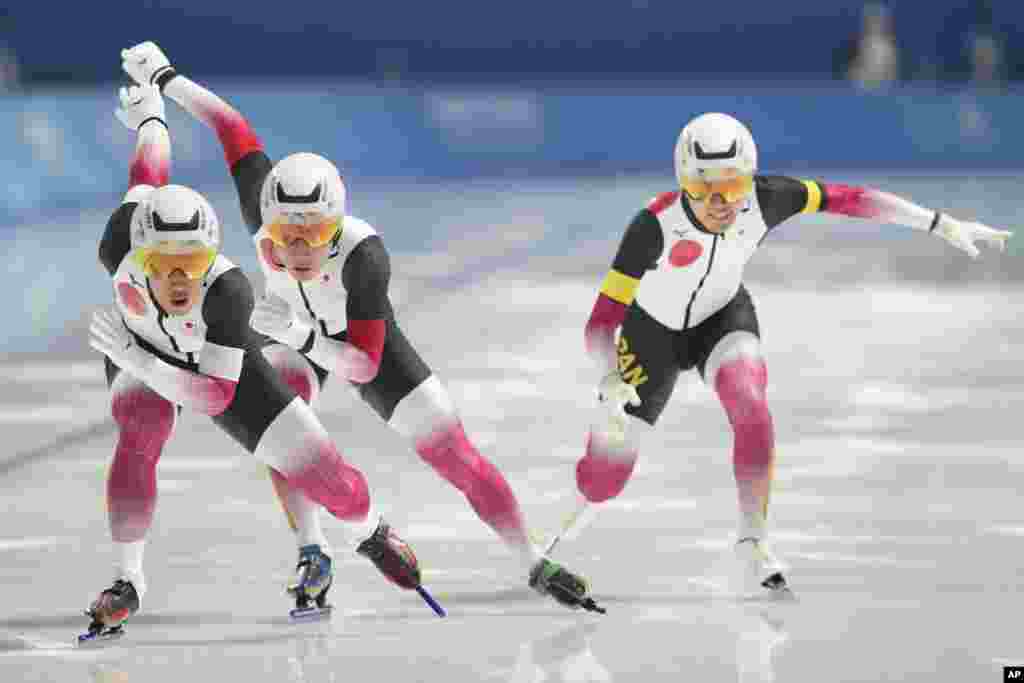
left=120, top=39, right=598, bottom=612
left=575, top=112, right=1012, bottom=596
left=83, top=85, right=419, bottom=642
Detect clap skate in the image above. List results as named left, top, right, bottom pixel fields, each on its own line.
left=735, top=537, right=794, bottom=599
left=529, top=557, right=605, bottom=614
left=77, top=579, right=140, bottom=646
left=287, top=544, right=334, bottom=622
left=356, top=517, right=445, bottom=617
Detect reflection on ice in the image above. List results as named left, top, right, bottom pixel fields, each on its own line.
left=286, top=631, right=338, bottom=683
left=732, top=607, right=789, bottom=683
left=506, top=622, right=610, bottom=683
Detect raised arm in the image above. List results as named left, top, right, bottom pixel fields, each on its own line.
left=99, top=85, right=170, bottom=275
left=758, top=176, right=1012, bottom=258
left=121, top=41, right=270, bottom=234
left=92, top=86, right=240, bottom=415
left=585, top=199, right=666, bottom=378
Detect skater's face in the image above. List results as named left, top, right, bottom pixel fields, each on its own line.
left=271, top=238, right=332, bottom=282
left=150, top=268, right=202, bottom=315
left=692, top=192, right=745, bottom=233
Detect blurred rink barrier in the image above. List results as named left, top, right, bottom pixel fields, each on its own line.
left=0, top=81, right=1022, bottom=354
left=3, top=81, right=1024, bottom=220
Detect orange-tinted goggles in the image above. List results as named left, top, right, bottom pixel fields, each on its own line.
left=267, top=217, right=341, bottom=248
left=134, top=245, right=217, bottom=279
left=681, top=174, right=754, bottom=203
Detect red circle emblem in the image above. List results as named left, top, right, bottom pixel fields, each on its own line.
left=669, top=239, right=703, bottom=267
left=117, top=282, right=148, bottom=317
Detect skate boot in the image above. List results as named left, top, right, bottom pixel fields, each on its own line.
left=287, top=544, right=334, bottom=622
left=529, top=558, right=605, bottom=614
left=356, top=517, right=421, bottom=590
left=735, top=537, right=793, bottom=598
left=78, top=579, right=140, bottom=644
left=355, top=517, right=446, bottom=617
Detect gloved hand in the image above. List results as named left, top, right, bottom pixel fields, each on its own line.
left=89, top=308, right=150, bottom=373
left=120, top=41, right=176, bottom=87
left=251, top=293, right=313, bottom=349
left=933, top=214, right=1012, bottom=259
left=595, top=371, right=641, bottom=445
left=114, top=84, right=165, bottom=131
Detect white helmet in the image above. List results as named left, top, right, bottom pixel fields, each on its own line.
left=259, top=152, right=346, bottom=226
left=130, top=184, right=220, bottom=254
left=674, top=112, right=757, bottom=185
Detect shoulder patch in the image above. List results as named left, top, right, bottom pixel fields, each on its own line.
left=648, top=191, right=680, bottom=216
left=117, top=280, right=149, bottom=317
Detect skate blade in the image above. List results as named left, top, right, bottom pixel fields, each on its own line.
left=416, top=586, right=446, bottom=618
left=288, top=605, right=333, bottom=623
left=76, top=627, right=125, bottom=647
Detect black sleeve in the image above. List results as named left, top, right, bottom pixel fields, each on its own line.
left=99, top=203, right=138, bottom=276
left=231, top=150, right=274, bottom=234
left=756, top=175, right=823, bottom=230
left=202, top=267, right=258, bottom=350
left=610, top=209, right=665, bottom=277
left=341, top=235, right=393, bottom=320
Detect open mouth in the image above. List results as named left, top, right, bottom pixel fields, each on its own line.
left=170, top=293, right=189, bottom=307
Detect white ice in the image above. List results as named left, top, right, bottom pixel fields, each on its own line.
left=1, top=175, right=1022, bottom=682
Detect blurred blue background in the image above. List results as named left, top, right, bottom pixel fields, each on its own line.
left=0, top=0, right=1021, bottom=351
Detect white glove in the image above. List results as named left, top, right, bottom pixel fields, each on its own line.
left=114, top=84, right=165, bottom=131
left=251, top=293, right=313, bottom=349
left=120, top=41, right=175, bottom=87
left=934, top=214, right=1012, bottom=259
left=89, top=308, right=149, bottom=372
left=596, top=371, right=641, bottom=445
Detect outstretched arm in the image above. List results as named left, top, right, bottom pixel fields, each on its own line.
left=121, top=41, right=269, bottom=233
left=758, top=176, right=1012, bottom=258
left=819, top=182, right=1011, bottom=258
left=585, top=200, right=666, bottom=378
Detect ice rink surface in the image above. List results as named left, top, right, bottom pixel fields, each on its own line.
left=1, top=175, right=1022, bottom=681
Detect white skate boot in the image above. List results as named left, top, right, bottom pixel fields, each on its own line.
left=735, top=537, right=792, bottom=599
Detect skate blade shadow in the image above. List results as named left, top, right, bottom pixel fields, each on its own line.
left=596, top=590, right=799, bottom=608
left=0, top=612, right=280, bottom=631
left=412, top=586, right=603, bottom=618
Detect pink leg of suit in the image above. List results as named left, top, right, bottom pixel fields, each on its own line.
left=575, top=432, right=639, bottom=503
left=107, top=382, right=176, bottom=543
left=283, top=440, right=371, bottom=522
left=413, top=418, right=530, bottom=548
left=261, top=342, right=371, bottom=523
left=714, top=357, right=775, bottom=533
